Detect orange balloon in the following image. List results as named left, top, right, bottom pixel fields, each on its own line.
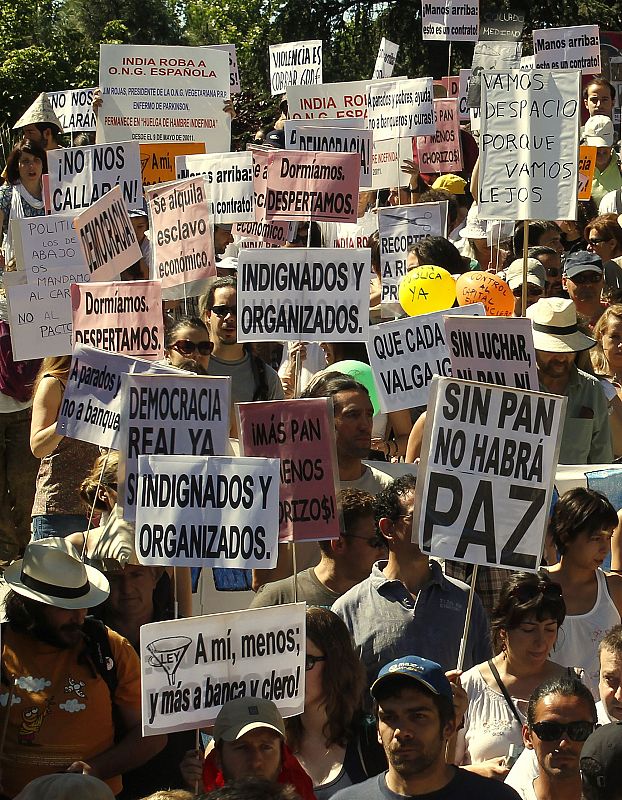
left=455, top=271, right=514, bottom=317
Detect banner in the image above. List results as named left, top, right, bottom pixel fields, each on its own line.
left=71, top=280, right=164, bottom=359
left=265, top=150, right=360, bottom=223
left=118, top=373, right=230, bottom=520
left=479, top=8, right=524, bottom=41
left=373, top=38, right=399, bottom=79
left=146, top=177, right=216, bottom=295
left=56, top=345, right=177, bottom=449
left=237, top=247, right=370, bottom=342
left=287, top=79, right=379, bottom=120
left=422, top=0, right=479, bottom=41
left=140, top=143, right=205, bottom=187
left=47, top=142, right=143, bottom=214
left=377, top=202, right=448, bottom=309
left=416, top=98, right=462, bottom=173
left=140, top=604, right=306, bottom=735
left=269, top=40, right=322, bottom=95
left=5, top=274, right=72, bottom=360
left=478, top=70, right=580, bottom=221
left=533, top=25, right=600, bottom=73
left=444, top=315, right=538, bottom=390
left=579, top=145, right=597, bottom=201
left=413, top=377, right=566, bottom=570
left=97, top=44, right=230, bottom=148
left=467, top=40, right=522, bottom=108
left=206, top=44, right=241, bottom=93
left=13, top=215, right=86, bottom=276
left=135, top=454, right=279, bottom=568
left=368, top=79, right=435, bottom=139
left=175, top=151, right=254, bottom=223
left=48, top=87, right=96, bottom=132
left=238, top=398, right=340, bottom=542
left=367, top=304, right=485, bottom=413
left=285, top=124, right=373, bottom=188
left=74, top=184, right=142, bottom=281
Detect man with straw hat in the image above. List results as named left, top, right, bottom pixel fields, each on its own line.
left=0, top=538, right=165, bottom=797
left=526, top=297, right=613, bottom=464
left=12, top=93, right=63, bottom=151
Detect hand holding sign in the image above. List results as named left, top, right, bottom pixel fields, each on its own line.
left=399, top=265, right=456, bottom=316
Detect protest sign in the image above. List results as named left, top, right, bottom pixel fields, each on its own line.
left=237, top=248, right=370, bottom=342
left=135, top=454, right=279, bottom=568
left=421, top=0, right=479, bottom=41
left=48, top=87, right=96, bottom=132
left=140, top=143, right=205, bottom=187
left=5, top=275, right=72, bottom=360
left=118, top=373, right=230, bottom=520
left=140, top=603, right=306, bottom=735
left=416, top=99, right=462, bottom=173
left=579, top=145, right=597, bottom=201
left=377, top=202, right=448, bottom=310
left=269, top=40, right=322, bottom=95
left=206, top=44, right=241, bottom=93
left=71, top=280, right=164, bottom=359
left=413, top=377, right=565, bottom=570
left=368, top=79, right=435, bottom=139
left=520, top=55, right=536, bottom=71
left=47, top=142, right=143, bottom=214
left=371, top=136, right=413, bottom=190
left=326, top=212, right=378, bottom=248
left=373, top=38, right=399, bottom=79
left=285, top=117, right=366, bottom=148
left=533, top=25, right=600, bottom=73
left=479, top=9, right=524, bottom=41
left=248, top=148, right=291, bottom=246
left=286, top=124, right=372, bottom=188
left=444, top=316, right=538, bottom=390
left=367, top=304, right=485, bottom=413
left=175, top=151, right=254, bottom=223
left=478, top=70, right=580, bottom=221
left=56, top=345, right=177, bottom=449
left=74, top=185, right=142, bottom=281
left=467, top=40, right=522, bottom=108
left=13, top=215, right=86, bottom=276
left=146, top=177, right=216, bottom=295
left=97, top=44, right=230, bottom=148
left=265, top=150, right=360, bottom=223
left=458, top=69, right=471, bottom=121
left=287, top=79, right=380, bottom=120
left=238, top=398, right=340, bottom=542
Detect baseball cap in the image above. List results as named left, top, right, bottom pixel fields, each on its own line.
left=563, top=250, right=604, bottom=280
left=213, top=697, right=286, bottom=743
left=128, top=208, right=148, bottom=219
left=583, top=115, right=615, bottom=148
left=431, top=174, right=467, bottom=195
left=503, top=258, right=546, bottom=291
left=264, top=129, right=285, bottom=148
left=370, top=656, right=453, bottom=703
left=580, top=722, right=622, bottom=793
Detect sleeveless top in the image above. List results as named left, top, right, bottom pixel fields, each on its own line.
left=551, top=568, right=621, bottom=696
left=31, top=376, right=99, bottom=516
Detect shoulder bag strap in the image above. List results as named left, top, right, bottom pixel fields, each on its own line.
left=487, top=659, right=522, bottom=726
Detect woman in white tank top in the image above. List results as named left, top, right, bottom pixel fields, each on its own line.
left=547, top=487, right=622, bottom=696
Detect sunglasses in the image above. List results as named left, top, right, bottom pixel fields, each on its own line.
left=211, top=305, right=237, bottom=318
left=305, top=654, right=327, bottom=671
left=568, top=271, right=602, bottom=285
left=530, top=720, right=595, bottom=742
left=509, top=581, right=563, bottom=604
left=170, top=339, right=214, bottom=356
left=588, top=237, right=611, bottom=246
left=512, top=286, right=543, bottom=298
left=345, top=533, right=387, bottom=550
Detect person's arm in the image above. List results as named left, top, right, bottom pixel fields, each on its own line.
left=589, top=385, right=614, bottom=464
left=611, top=509, right=622, bottom=572
left=405, top=412, right=426, bottom=463
left=604, top=572, right=622, bottom=618
left=66, top=703, right=166, bottom=779
left=30, top=375, right=64, bottom=458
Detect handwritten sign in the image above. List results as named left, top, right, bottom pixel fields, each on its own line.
left=416, top=99, right=462, bottom=173
left=269, top=40, right=322, bottom=95
left=48, top=87, right=96, bottom=132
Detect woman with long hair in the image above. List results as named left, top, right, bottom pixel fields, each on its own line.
left=591, top=304, right=622, bottom=457
left=163, top=316, right=213, bottom=374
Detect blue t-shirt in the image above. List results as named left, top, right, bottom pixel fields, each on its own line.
left=331, top=769, right=520, bottom=800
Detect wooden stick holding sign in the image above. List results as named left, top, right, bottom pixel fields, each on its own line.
left=456, top=564, right=478, bottom=670
left=521, top=219, right=529, bottom=317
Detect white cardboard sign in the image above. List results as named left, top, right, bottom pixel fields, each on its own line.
left=48, top=87, right=97, bottom=132
left=368, top=78, right=435, bottom=139
left=285, top=124, right=373, bottom=188
left=175, top=151, right=254, bottom=223
left=13, top=215, right=87, bottom=276
left=422, top=0, right=479, bottom=42
left=533, top=25, right=600, bottom=74
left=269, top=40, right=322, bottom=95
left=373, top=38, right=399, bottom=79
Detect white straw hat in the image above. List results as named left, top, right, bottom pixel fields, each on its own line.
left=13, top=92, right=64, bottom=132
left=526, top=297, right=596, bottom=353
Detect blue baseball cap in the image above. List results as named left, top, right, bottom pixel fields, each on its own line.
left=563, top=251, right=603, bottom=280
left=370, top=656, right=453, bottom=702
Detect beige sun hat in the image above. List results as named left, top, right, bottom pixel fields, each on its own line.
left=15, top=773, right=115, bottom=800
left=4, top=538, right=109, bottom=610
left=13, top=92, right=64, bottom=132
left=213, top=697, right=286, bottom=743
left=526, top=297, right=596, bottom=353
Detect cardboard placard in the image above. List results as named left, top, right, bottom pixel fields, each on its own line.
left=248, top=148, right=292, bottom=246
left=135, top=454, right=279, bottom=568
left=422, top=0, right=479, bottom=41
left=467, top=40, right=522, bottom=108
left=238, top=398, right=340, bottom=542
left=368, top=78, right=435, bottom=139
left=5, top=274, right=72, bottom=360
left=284, top=117, right=366, bottom=149
left=287, top=79, right=378, bottom=121
left=533, top=25, right=600, bottom=74
left=206, top=44, right=241, bottom=93
left=269, top=40, right=322, bottom=95
left=413, top=377, right=566, bottom=571
left=140, top=604, right=306, bottom=735
left=237, top=247, right=370, bottom=342
left=13, top=215, right=86, bottom=276
left=285, top=124, right=373, bottom=188
left=371, top=136, right=413, bottom=190
left=458, top=69, right=471, bottom=121
left=140, top=143, right=206, bottom=187
left=578, top=145, right=597, bottom=201
left=48, top=87, right=97, bottom=132
left=416, top=98, right=462, bottom=173
left=479, top=8, right=524, bottom=41
left=175, top=151, right=254, bottom=223
left=373, top=38, right=399, bottom=79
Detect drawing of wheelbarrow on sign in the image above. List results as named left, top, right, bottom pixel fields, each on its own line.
left=147, top=636, right=192, bottom=686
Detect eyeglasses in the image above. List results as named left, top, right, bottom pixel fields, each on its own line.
left=509, top=581, right=563, bottom=604
left=568, top=271, right=602, bottom=285
left=211, top=305, right=237, bottom=318
left=170, top=339, right=214, bottom=356
left=305, top=654, right=327, bottom=671
left=530, top=720, right=595, bottom=742
left=512, top=286, right=543, bottom=298
left=344, top=533, right=387, bottom=550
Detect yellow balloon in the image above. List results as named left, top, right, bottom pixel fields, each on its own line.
left=398, top=265, right=456, bottom=316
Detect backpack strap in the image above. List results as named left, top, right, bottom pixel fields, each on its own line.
left=248, top=350, right=269, bottom=401
left=81, top=616, right=118, bottom=699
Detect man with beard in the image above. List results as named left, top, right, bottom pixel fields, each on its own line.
left=526, top=297, right=613, bottom=464
left=331, top=656, right=519, bottom=799
left=0, top=539, right=165, bottom=798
